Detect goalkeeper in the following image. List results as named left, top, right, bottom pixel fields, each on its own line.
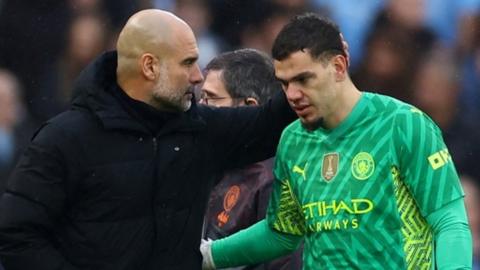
left=201, top=13, right=472, bottom=270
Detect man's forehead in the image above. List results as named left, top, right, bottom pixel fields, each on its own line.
left=205, top=69, right=223, bottom=81
left=203, top=70, right=227, bottom=90
left=169, top=28, right=199, bottom=57
left=274, top=51, right=315, bottom=80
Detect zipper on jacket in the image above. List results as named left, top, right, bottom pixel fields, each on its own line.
left=151, top=136, right=159, bottom=247
left=152, top=137, right=158, bottom=154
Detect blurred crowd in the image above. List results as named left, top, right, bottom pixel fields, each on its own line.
left=0, top=0, right=479, bottom=266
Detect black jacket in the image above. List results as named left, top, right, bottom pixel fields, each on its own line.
left=0, top=51, right=296, bottom=270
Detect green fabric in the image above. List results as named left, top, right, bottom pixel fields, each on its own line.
left=211, top=219, right=302, bottom=268
left=266, top=92, right=465, bottom=269
left=426, top=198, right=472, bottom=269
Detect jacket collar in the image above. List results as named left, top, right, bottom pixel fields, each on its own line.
left=71, top=51, right=205, bottom=135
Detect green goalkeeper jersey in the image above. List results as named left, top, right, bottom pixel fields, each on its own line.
left=266, top=92, right=464, bottom=269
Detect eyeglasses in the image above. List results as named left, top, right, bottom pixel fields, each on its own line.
left=199, top=94, right=245, bottom=106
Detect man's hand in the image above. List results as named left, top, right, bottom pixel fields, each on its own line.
left=200, top=239, right=216, bottom=270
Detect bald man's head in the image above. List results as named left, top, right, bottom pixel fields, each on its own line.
left=115, top=9, right=203, bottom=112
left=117, top=9, right=193, bottom=75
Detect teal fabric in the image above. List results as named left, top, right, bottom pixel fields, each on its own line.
left=426, top=198, right=472, bottom=269
left=212, top=219, right=302, bottom=268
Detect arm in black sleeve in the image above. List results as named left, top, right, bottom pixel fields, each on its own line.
left=202, top=90, right=296, bottom=172
left=0, top=123, right=79, bottom=270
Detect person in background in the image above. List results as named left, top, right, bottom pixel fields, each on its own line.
left=172, top=0, right=223, bottom=69
left=0, top=69, right=37, bottom=191
left=46, top=12, right=110, bottom=111
left=200, top=48, right=302, bottom=270
left=0, top=9, right=295, bottom=270
left=412, top=46, right=480, bottom=183
left=201, top=13, right=472, bottom=270
left=0, top=70, right=21, bottom=185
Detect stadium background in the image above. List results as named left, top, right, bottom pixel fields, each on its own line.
left=0, top=0, right=479, bottom=268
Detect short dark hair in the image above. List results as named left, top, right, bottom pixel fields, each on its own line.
left=204, top=48, right=279, bottom=105
left=272, top=13, right=345, bottom=61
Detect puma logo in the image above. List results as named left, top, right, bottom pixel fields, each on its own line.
left=293, top=164, right=307, bottom=180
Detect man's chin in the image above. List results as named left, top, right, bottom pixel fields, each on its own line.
left=152, top=97, right=187, bottom=113
left=300, top=117, right=324, bottom=131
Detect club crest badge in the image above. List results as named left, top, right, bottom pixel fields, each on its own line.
left=351, top=152, right=375, bottom=180
left=322, top=153, right=339, bottom=182
left=217, top=185, right=240, bottom=227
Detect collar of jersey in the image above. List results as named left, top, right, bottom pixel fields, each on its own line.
left=314, top=92, right=369, bottom=140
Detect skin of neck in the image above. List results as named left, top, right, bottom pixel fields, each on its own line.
left=323, top=78, right=362, bottom=130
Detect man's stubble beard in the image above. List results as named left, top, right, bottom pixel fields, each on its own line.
left=152, top=87, right=192, bottom=112
left=301, top=117, right=324, bottom=132
left=151, top=66, right=192, bottom=112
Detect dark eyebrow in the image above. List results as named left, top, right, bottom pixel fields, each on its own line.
left=276, top=77, right=288, bottom=85
left=200, top=88, right=218, bottom=97
left=276, top=71, right=316, bottom=85
left=182, top=56, right=198, bottom=65
left=290, top=71, right=316, bottom=82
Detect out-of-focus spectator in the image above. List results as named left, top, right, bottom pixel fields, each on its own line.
left=46, top=12, right=110, bottom=109
left=351, top=0, right=438, bottom=103
left=424, top=0, right=480, bottom=55
left=460, top=14, right=480, bottom=120
left=69, top=0, right=152, bottom=51
left=374, top=0, right=480, bottom=57
left=373, top=0, right=437, bottom=55
left=0, top=69, right=37, bottom=191
left=0, top=70, right=18, bottom=183
left=351, top=25, right=421, bottom=103
left=271, top=0, right=309, bottom=9
left=208, top=0, right=285, bottom=49
left=69, top=0, right=102, bottom=14
left=412, top=47, right=480, bottom=182
left=312, top=0, right=386, bottom=68
left=239, top=6, right=297, bottom=54
left=461, top=175, right=480, bottom=269
left=153, top=0, right=174, bottom=11
left=0, top=0, right=71, bottom=122
left=66, top=13, right=109, bottom=71
left=173, top=0, right=223, bottom=68
left=384, top=0, right=426, bottom=29
left=103, top=0, right=151, bottom=33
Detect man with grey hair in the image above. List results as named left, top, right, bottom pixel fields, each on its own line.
left=200, top=48, right=302, bottom=270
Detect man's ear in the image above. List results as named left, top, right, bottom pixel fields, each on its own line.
left=140, top=53, right=158, bottom=81
left=245, top=97, right=259, bottom=106
left=333, top=54, right=348, bottom=82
